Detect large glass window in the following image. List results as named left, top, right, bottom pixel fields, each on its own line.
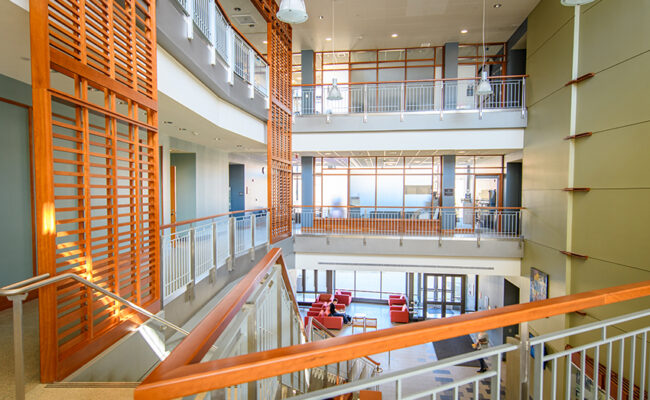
left=381, top=272, right=407, bottom=300
left=333, top=270, right=407, bottom=302
left=355, top=271, right=382, bottom=300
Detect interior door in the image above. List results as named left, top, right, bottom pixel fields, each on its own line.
left=424, top=274, right=466, bottom=318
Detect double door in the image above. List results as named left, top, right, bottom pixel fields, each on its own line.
left=423, top=274, right=466, bottom=318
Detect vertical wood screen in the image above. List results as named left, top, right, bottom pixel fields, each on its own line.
left=29, top=0, right=160, bottom=381
left=251, top=0, right=293, bottom=243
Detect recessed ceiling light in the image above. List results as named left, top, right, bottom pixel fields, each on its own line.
left=214, top=137, right=221, bottom=141
left=493, top=3, right=502, bottom=8
left=391, top=33, right=398, bottom=38
left=236, top=144, right=243, bottom=148
left=319, top=15, right=324, bottom=20
left=163, top=121, right=173, bottom=125
left=461, top=29, right=468, bottom=34
left=234, top=7, right=241, bottom=11
left=263, top=40, right=267, bottom=44
left=325, top=37, right=332, bottom=41
left=192, top=131, right=199, bottom=136
left=178, top=128, right=187, bottom=132
left=420, top=43, right=431, bottom=47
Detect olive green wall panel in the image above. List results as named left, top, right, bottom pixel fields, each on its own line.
left=571, top=189, right=650, bottom=272
left=522, top=190, right=568, bottom=250
left=576, top=52, right=650, bottom=134
left=526, top=22, right=574, bottom=106
left=573, top=122, right=650, bottom=188
left=526, top=0, right=573, bottom=57
left=578, top=0, right=650, bottom=75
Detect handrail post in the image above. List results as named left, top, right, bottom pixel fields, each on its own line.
left=400, top=82, right=405, bottom=122
left=208, top=2, right=216, bottom=65
left=363, top=84, right=368, bottom=123
left=439, top=80, right=444, bottom=120
left=185, top=0, right=194, bottom=39
left=9, top=294, right=27, bottom=400
left=226, top=27, right=234, bottom=85
left=521, top=77, right=527, bottom=119
left=250, top=214, right=255, bottom=260
left=531, top=342, right=544, bottom=400
left=228, top=217, right=235, bottom=271
left=248, top=49, right=255, bottom=99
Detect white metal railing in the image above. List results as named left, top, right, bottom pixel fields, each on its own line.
left=530, top=308, right=650, bottom=400
left=293, top=206, right=522, bottom=243
left=288, top=344, right=516, bottom=400
left=233, top=35, right=251, bottom=81
left=197, top=266, right=309, bottom=399
left=292, top=76, right=526, bottom=118
left=162, top=229, right=192, bottom=302
left=172, top=0, right=269, bottom=100
left=161, top=211, right=268, bottom=304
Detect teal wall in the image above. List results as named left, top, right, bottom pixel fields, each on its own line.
left=0, top=73, right=34, bottom=286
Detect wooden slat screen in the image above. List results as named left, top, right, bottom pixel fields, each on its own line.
left=251, top=0, right=293, bottom=243
left=30, top=0, right=160, bottom=381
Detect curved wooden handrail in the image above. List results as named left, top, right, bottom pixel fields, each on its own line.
left=309, top=317, right=381, bottom=367
left=291, top=75, right=529, bottom=87
left=160, top=208, right=268, bottom=230
left=135, top=279, right=650, bottom=399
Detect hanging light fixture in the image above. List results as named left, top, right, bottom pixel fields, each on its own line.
left=327, top=0, right=343, bottom=101
left=560, top=0, right=595, bottom=5
left=476, top=0, right=493, bottom=96
left=277, top=0, right=308, bottom=24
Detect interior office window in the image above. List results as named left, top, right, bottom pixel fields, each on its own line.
left=376, top=175, right=403, bottom=213
left=335, top=270, right=355, bottom=294
left=349, top=175, right=375, bottom=217
left=355, top=271, right=381, bottom=300
left=304, top=270, right=315, bottom=293
left=317, top=270, right=328, bottom=293
left=381, top=271, right=407, bottom=300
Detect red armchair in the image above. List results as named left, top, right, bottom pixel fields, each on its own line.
left=388, top=294, right=406, bottom=306
left=334, top=289, right=352, bottom=306
left=317, top=293, right=332, bottom=302
left=390, top=304, right=410, bottom=323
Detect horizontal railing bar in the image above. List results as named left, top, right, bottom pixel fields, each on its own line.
left=0, top=272, right=218, bottom=350
left=160, top=208, right=267, bottom=230
left=286, top=344, right=515, bottom=400
left=542, top=324, right=650, bottom=362
left=1, top=274, right=50, bottom=290
left=291, top=75, right=528, bottom=87
left=134, top=280, right=650, bottom=399
left=406, top=371, right=498, bottom=400
left=530, top=308, right=650, bottom=345
left=294, top=205, right=525, bottom=210
left=310, top=318, right=380, bottom=366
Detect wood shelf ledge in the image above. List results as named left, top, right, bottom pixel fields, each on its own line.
left=565, top=72, right=595, bottom=86
left=563, top=187, right=591, bottom=192
left=564, top=132, right=593, bottom=141
left=560, top=250, right=589, bottom=260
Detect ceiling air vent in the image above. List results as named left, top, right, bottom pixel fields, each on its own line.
left=233, top=14, right=256, bottom=25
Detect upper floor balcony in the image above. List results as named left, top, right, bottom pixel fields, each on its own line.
left=157, top=0, right=270, bottom=120
left=291, top=76, right=528, bottom=144
left=293, top=75, right=526, bottom=119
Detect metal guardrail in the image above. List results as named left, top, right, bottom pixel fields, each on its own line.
left=292, top=76, right=526, bottom=119
left=161, top=210, right=269, bottom=304
left=0, top=273, right=213, bottom=400
left=293, top=206, right=522, bottom=243
left=172, top=0, right=269, bottom=99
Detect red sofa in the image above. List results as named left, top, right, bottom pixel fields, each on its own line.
left=390, top=304, right=410, bottom=323
left=304, top=311, right=343, bottom=330
left=334, top=289, right=352, bottom=306
left=388, top=294, right=407, bottom=306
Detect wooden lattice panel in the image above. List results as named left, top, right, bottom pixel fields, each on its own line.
left=30, top=0, right=159, bottom=381
left=252, top=0, right=293, bottom=243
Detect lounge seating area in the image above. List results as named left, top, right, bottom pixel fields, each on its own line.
left=304, top=293, right=348, bottom=330
left=389, top=295, right=410, bottom=323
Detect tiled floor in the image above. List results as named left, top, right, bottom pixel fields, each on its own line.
left=302, top=302, right=506, bottom=400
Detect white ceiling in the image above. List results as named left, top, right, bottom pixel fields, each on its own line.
left=284, top=0, right=538, bottom=52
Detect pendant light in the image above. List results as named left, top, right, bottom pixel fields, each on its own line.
left=561, top=0, right=595, bottom=5
left=277, top=0, right=308, bottom=24
left=476, top=0, right=493, bottom=96
left=327, top=0, right=343, bottom=101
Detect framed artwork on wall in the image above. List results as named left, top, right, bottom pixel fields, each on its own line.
left=530, top=268, right=549, bottom=302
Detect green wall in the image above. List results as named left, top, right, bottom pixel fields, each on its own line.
left=0, top=73, right=34, bottom=286
left=523, top=0, right=650, bottom=347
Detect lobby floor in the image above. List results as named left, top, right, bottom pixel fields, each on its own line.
left=302, top=302, right=505, bottom=400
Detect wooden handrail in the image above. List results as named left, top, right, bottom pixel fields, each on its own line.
left=159, top=208, right=268, bottom=230
left=213, top=0, right=267, bottom=64
left=293, top=205, right=525, bottom=210
left=291, top=75, right=528, bottom=87
left=135, top=279, right=650, bottom=399
left=310, top=318, right=381, bottom=367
